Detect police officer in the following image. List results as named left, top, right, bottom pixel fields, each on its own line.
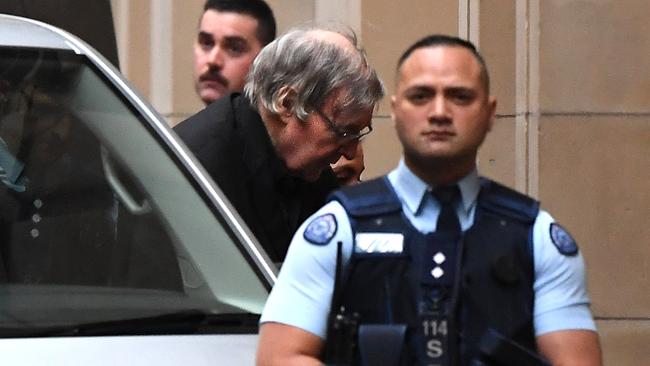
left=256, top=35, right=603, bottom=366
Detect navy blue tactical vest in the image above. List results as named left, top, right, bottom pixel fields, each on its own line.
left=326, top=176, right=540, bottom=366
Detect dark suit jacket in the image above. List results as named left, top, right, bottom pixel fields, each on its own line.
left=174, top=93, right=339, bottom=263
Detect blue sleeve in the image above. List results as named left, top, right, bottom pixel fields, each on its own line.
left=532, top=210, right=597, bottom=335
left=259, top=201, right=354, bottom=339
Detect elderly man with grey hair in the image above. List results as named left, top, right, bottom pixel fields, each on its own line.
left=174, top=26, right=384, bottom=264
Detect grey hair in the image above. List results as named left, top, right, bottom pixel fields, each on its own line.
left=244, top=25, right=384, bottom=121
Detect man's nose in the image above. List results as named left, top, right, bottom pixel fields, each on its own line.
left=428, top=96, right=451, bottom=122
left=207, top=46, right=224, bottom=68
left=340, top=139, right=359, bottom=160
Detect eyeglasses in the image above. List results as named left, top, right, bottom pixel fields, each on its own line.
left=314, top=108, right=373, bottom=141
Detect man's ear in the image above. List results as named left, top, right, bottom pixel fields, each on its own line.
left=390, top=95, right=397, bottom=127
left=274, top=86, right=297, bottom=120
left=487, top=96, right=497, bottom=131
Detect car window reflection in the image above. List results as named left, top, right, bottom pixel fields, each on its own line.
left=0, top=45, right=270, bottom=332
left=0, top=54, right=182, bottom=290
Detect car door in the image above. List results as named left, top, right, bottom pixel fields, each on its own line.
left=0, top=15, right=275, bottom=365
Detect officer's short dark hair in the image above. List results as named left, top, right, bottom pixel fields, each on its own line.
left=397, top=34, right=490, bottom=93
left=203, top=0, right=277, bottom=46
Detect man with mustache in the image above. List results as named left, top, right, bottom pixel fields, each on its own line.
left=192, top=0, right=276, bottom=105
left=256, top=34, right=602, bottom=365
left=175, top=26, right=383, bottom=264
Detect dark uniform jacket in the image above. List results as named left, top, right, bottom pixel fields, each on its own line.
left=174, top=93, right=339, bottom=263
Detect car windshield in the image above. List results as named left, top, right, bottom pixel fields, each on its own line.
left=0, top=46, right=269, bottom=334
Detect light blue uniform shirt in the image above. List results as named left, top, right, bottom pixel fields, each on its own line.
left=261, top=160, right=596, bottom=339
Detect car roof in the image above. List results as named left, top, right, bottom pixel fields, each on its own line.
left=0, top=14, right=79, bottom=51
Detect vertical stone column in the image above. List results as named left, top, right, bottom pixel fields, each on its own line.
left=112, top=0, right=152, bottom=99
left=150, top=0, right=173, bottom=116
left=113, top=0, right=203, bottom=126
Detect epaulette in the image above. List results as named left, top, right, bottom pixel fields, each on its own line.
left=477, top=178, right=540, bottom=224
left=328, top=176, right=401, bottom=217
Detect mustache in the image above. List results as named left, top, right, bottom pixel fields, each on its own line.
left=199, top=69, right=229, bottom=88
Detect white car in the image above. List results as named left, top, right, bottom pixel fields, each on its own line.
left=0, top=14, right=276, bottom=365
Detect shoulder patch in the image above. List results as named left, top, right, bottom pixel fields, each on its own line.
left=303, top=213, right=338, bottom=245
left=550, top=223, right=579, bottom=256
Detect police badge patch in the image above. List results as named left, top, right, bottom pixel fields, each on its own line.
left=550, top=223, right=579, bottom=256
left=303, top=213, right=338, bottom=245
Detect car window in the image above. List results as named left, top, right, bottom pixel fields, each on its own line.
left=0, top=47, right=268, bottom=333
